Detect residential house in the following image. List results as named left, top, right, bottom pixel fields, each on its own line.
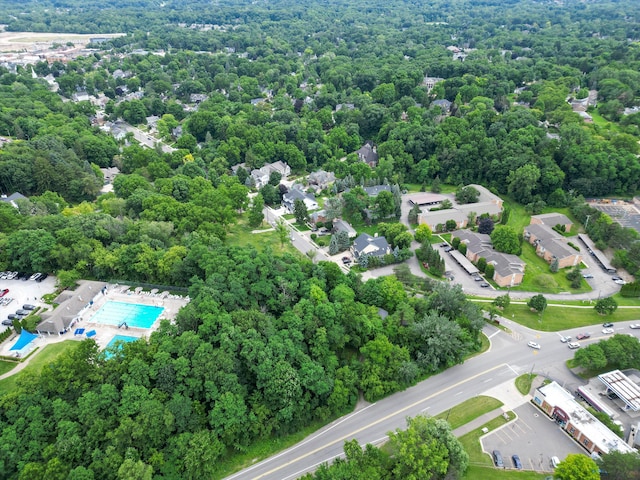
left=419, top=184, right=503, bottom=231
left=524, top=223, right=582, bottom=269
left=423, top=76, right=444, bottom=92
left=190, top=94, right=209, bottom=104
left=530, top=213, right=572, bottom=232
left=0, top=192, right=27, bottom=208
left=333, top=219, right=357, bottom=238
left=355, top=141, right=379, bottom=167
left=308, top=170, right=336, bottom=192
left=282, top=186, right=318, bottom=213
left=146, top=115, right=160, bottom=132
left=250, top=161, right=291, bottom=188
left=71, top=91, right=90, bottom=102
left=533, top=381, right=635, bottom=456
left=451, top=229, right=525, bottom=287
left=352, top=233, right=390, bottom=260
left=310, top=210, right=328, bottom=225
left=431, top=99, right=452, bottom=114
left=363, top=184, right=393, bottom=197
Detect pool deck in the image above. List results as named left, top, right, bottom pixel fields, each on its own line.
left=0, top=282, right=190, bottom=374
left=73, top=284, right=190, bottom=349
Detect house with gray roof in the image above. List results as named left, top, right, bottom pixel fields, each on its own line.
left=431, top=99, right=452, bottom=114
left=250, top=161, right=291, bottom=188
left=282, top=186, right=318, bottom=213
left=355, top=141, right=379, bottom=167
left=333, top=219, right=357, bottom=238
left=452, top=229, right=525, bottom=287
left=524, top=223, right=582, bottom=269
left=352, top=233, right=390, bottom=260
left=308, top=170, right=336, bottom=191
left=530, top=213, right=572, bottom=232
left=0, top=192, right=27, bottom=208
left=363, top=184, right=393, bottom=197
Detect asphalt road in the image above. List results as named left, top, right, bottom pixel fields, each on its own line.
left=120, top=122, right=176, bottom=154
left=225, top=319, right=640, bottom=480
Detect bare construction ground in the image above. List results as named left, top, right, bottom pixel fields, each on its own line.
left=0, top=31, right=125, bottom=52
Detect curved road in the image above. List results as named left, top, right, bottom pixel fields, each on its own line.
left=225, top=318, right=640, bottom=480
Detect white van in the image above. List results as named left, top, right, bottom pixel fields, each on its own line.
left=551, top=456, right=561, bottom=468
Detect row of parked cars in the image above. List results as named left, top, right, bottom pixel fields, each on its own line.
left=0, top=271, right=48, bottom=282
left=492, top=450, right=560, bottom=470
left=1, top=304, right=36, bottom=326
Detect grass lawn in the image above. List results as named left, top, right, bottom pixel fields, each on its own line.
left=435, top=395, right=503, bottom=430
left=227, top=219, right=298, bottom=255
left=504, top=200, right=531, bottom=233
left=0, top=359, right=18, bottom=376
left=511, top=242, right=591, bottom=294
left=515, top=374, right=536, bottom=395
left=591, top=109, right=621, bottom=133
left=0, top=341, right=81, bottom=395
left=464, top=466, right=548, bottom=479
left=494, top=302, right=640, bottom=331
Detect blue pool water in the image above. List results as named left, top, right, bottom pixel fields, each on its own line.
left=90, top=301, right=164, bottom=329
left=104, top=335, right=139, bottom=359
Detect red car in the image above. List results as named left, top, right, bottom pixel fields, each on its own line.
left=576, top=333, right=591, bottom=340
left=0, top=288, right=8, bottom=297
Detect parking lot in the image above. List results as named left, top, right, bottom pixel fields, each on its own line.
left=590, top=203, right=640, bottom=234
left=0, top=274, right=57, bottom=333
left=481, top=403, right=585, bottom=473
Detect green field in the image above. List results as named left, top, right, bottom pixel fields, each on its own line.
left=0, top=359, right=18, bottom=376
left=511, top=242, right=591, bottom=294
left=0, top=341, right=82, bottom=395
left=491, top=302, right=640, bottom=331
left=436, top=395, right=503, bottom=430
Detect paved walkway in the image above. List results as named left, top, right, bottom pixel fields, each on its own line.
left=453, top=378, right=531, bottom=437
left=0, top=333, right=79, bottom=380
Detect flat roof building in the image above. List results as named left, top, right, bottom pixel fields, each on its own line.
left=534, top=381, right=635, bottom=455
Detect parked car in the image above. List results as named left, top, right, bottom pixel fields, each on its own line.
left=1, top=319, right=13, bottom=326
left=612, top=276, right=623, bottom=281
left=15, top=309, right=29, bottom=316
left=444, top=246, right=453, bottom=252
left=7, top=314, right=20, bottom=320
left=630, top=324, right=640, bottom=329
left=582, top=273, right=594, bottom=279
left=560, top=335, right=571, bottom=343
left=480, top=282, right=490, bottom=288
left=22, top=304, right=35, bottom=310
left=603, top=322, right=614, bottom=328
left=614, top=279, right=626, bottom=285
left=36, top=273, right=48, bottom=283
left=527, top=341, right=541, bottom=350
left=473, top=276, right=483, bottom=281
left=29, top=273, right=41, bottom=281
left=568, top=342, right=581, bottom=349
left=551, top=456, right=561, bottom=468
left=492, top=450, right=504, bottom=468
left=576, top=333, right=590, bottom=340
left=602, top=328, right=614, bottom=334
left=0, top=288, right=9, bottom=297
left=512, top=454, right=523, bottom=470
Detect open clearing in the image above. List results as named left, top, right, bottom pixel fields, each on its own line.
left=0, top=31, right=125, bottom=51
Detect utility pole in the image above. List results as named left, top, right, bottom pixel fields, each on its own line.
left=585, top=214, right=591, bottom=230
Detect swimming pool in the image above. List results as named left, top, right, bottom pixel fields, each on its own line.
left=89, top=301, right=164, bottom=329
left=104, top=334, right=139, bottom=359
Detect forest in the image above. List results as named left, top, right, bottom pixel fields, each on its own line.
left=1, top=0, right=640, bottom=478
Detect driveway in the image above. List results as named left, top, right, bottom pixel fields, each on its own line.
left=481, top=402, right=584, bottom=473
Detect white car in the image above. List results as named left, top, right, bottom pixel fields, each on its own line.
left=614, top=279, right=626, bottom=285
left=560, top=336, right=571, bottom=343
left=630, top=324, right=640, bottom=329
left=568, top=342, right=581, bottom=349
left=527, top=341, right=541, bottom=350
left=602, top=328, right=615, bottom=334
